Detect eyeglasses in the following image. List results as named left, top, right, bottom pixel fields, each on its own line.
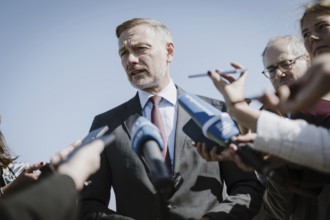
left=262, top=55, right=305, bottom=79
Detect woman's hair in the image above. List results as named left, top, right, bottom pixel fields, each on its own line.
left=0, top=129, right=17, bottom=167
left=300, top=1, right=330, bottom=30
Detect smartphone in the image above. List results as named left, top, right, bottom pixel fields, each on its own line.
left=182, top=119, right=224, bottom=153
left=81, top=126, right=109, bottom=145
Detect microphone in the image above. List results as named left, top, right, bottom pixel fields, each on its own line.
left=131, top=116, right=173, bottom=196
left=178, top=93, right=273, bottom=178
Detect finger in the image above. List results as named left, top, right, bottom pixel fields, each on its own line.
left=208, top=70, right=221, bottom=82
left=70, top=140, right=82, bottom=149
left=26, top=172, right=41, bottom=180
left=26, top=162, right=44, bottom=173
left=196, top=142, right=203, bottom=156
left=50, top=154, right=62, bottom=167
left=233, top=134, right=256, bottom=143
left=208, top=71, right=227, bottom=92
left=209, top=146, right=220, bottom=161
left=230, top=62, right=245, bottom=70
left=201, top=143, right=212, bottom=161
left=216, top=69, right=236, bottom=82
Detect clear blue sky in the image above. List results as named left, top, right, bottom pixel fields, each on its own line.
left=1, top=0, right=309, bottom=209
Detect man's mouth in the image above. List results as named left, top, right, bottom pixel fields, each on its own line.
left=130, top=69, right=145, bottom=76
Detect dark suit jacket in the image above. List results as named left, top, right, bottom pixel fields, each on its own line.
left=80, top=86, right=264, bottom=220
left=0, top=173, right=78, bottom=220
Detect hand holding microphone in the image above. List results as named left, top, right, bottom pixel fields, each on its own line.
left=179, top=93, right=273, bottom=178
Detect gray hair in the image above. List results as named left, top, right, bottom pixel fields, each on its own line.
left=262, top=35, right=310, bottom=63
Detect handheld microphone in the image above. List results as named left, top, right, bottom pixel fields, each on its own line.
left=178, top=93, right=273, bottom=178
left=179, top=93, right=240, bottom=146
left=131, top=116, right=173, bottom=196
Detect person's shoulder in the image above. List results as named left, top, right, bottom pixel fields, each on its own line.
left=94, top=95, right=139, bottom=120
left=176, top=85, right=225, bottom=109
left=90, top=94, right=140, bottom=131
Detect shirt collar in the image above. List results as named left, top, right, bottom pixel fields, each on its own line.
left=138, top=79, right=177, bottom=108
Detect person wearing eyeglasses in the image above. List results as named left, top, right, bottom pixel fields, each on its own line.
left=261, top=35, right=310, bottom=94
left=197, top=33, right=330, bottom=220
left=202, top=2, right=330, bottom=216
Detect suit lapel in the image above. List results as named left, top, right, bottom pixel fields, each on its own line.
left=173, top=86, right=190, bottom=172
left=122, top=93, right=143, bottom=139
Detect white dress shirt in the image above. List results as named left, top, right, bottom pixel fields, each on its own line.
left=138, top=79, right=177, bottom=169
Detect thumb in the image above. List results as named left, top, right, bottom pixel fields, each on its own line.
left=26, top=162, right=44, bottom=173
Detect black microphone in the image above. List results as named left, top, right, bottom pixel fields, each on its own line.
left=178, top=93, right=274, bottom=179
left=131, top=116, right=174, bottom=196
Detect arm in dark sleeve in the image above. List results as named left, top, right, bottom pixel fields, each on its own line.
left=79, top=144, right=115, bottom=220
left=0, top=173, right=78, bottom=220
left=206, top=161, right=265, bottom=220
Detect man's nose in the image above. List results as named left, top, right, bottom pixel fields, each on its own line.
left=274, top=68, right=285, bottom=78
left=128, top=53, right=139, bottom=64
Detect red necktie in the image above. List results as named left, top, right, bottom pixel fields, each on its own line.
left=149, top=96, right=171, bottom=171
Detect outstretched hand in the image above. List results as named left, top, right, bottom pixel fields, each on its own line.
left=208, top=62, right=248, bottom=107
left=54, top=139, right=105, bottom=190
left=2, top=162, right=44, bottom=195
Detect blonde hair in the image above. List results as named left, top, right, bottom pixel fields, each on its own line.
left=300, top=1, right=330, bottom=30
left=116, top=18, right=172, bottom=43
left=0, top=129, right=17, bottom=167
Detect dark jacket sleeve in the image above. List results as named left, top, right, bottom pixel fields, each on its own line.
left=206, top=161, right=265, bottom=220
left=0, top=173, right=78, bottom=220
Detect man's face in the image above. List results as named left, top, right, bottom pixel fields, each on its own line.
left=263, top=39, right=309, bottom=91
left=118, top=24, right=174, bottom=93
left=302, top=12, right=330, bottom=60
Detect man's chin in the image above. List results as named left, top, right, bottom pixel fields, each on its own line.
left=130, top=80, right=156, bottom=91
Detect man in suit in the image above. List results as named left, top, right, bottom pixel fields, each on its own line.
left=79, top=18, right=264, bottom=220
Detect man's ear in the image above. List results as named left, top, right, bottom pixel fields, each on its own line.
left=166, top=42, right=174, bottom=63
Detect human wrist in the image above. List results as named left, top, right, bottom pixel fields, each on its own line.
left=227, top=101, right=259, bottom=132
left=226, top=99, right=249, bottom=118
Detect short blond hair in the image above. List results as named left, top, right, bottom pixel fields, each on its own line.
left=116, top=18, right=172, bottom=43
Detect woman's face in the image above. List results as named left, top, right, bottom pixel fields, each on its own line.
left=302, top=12, right=330, bottom=59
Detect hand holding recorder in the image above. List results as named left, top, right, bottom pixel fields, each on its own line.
left=39, top=126, right=115, bottom=189
left=179, top=93, right=273, bottom=178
